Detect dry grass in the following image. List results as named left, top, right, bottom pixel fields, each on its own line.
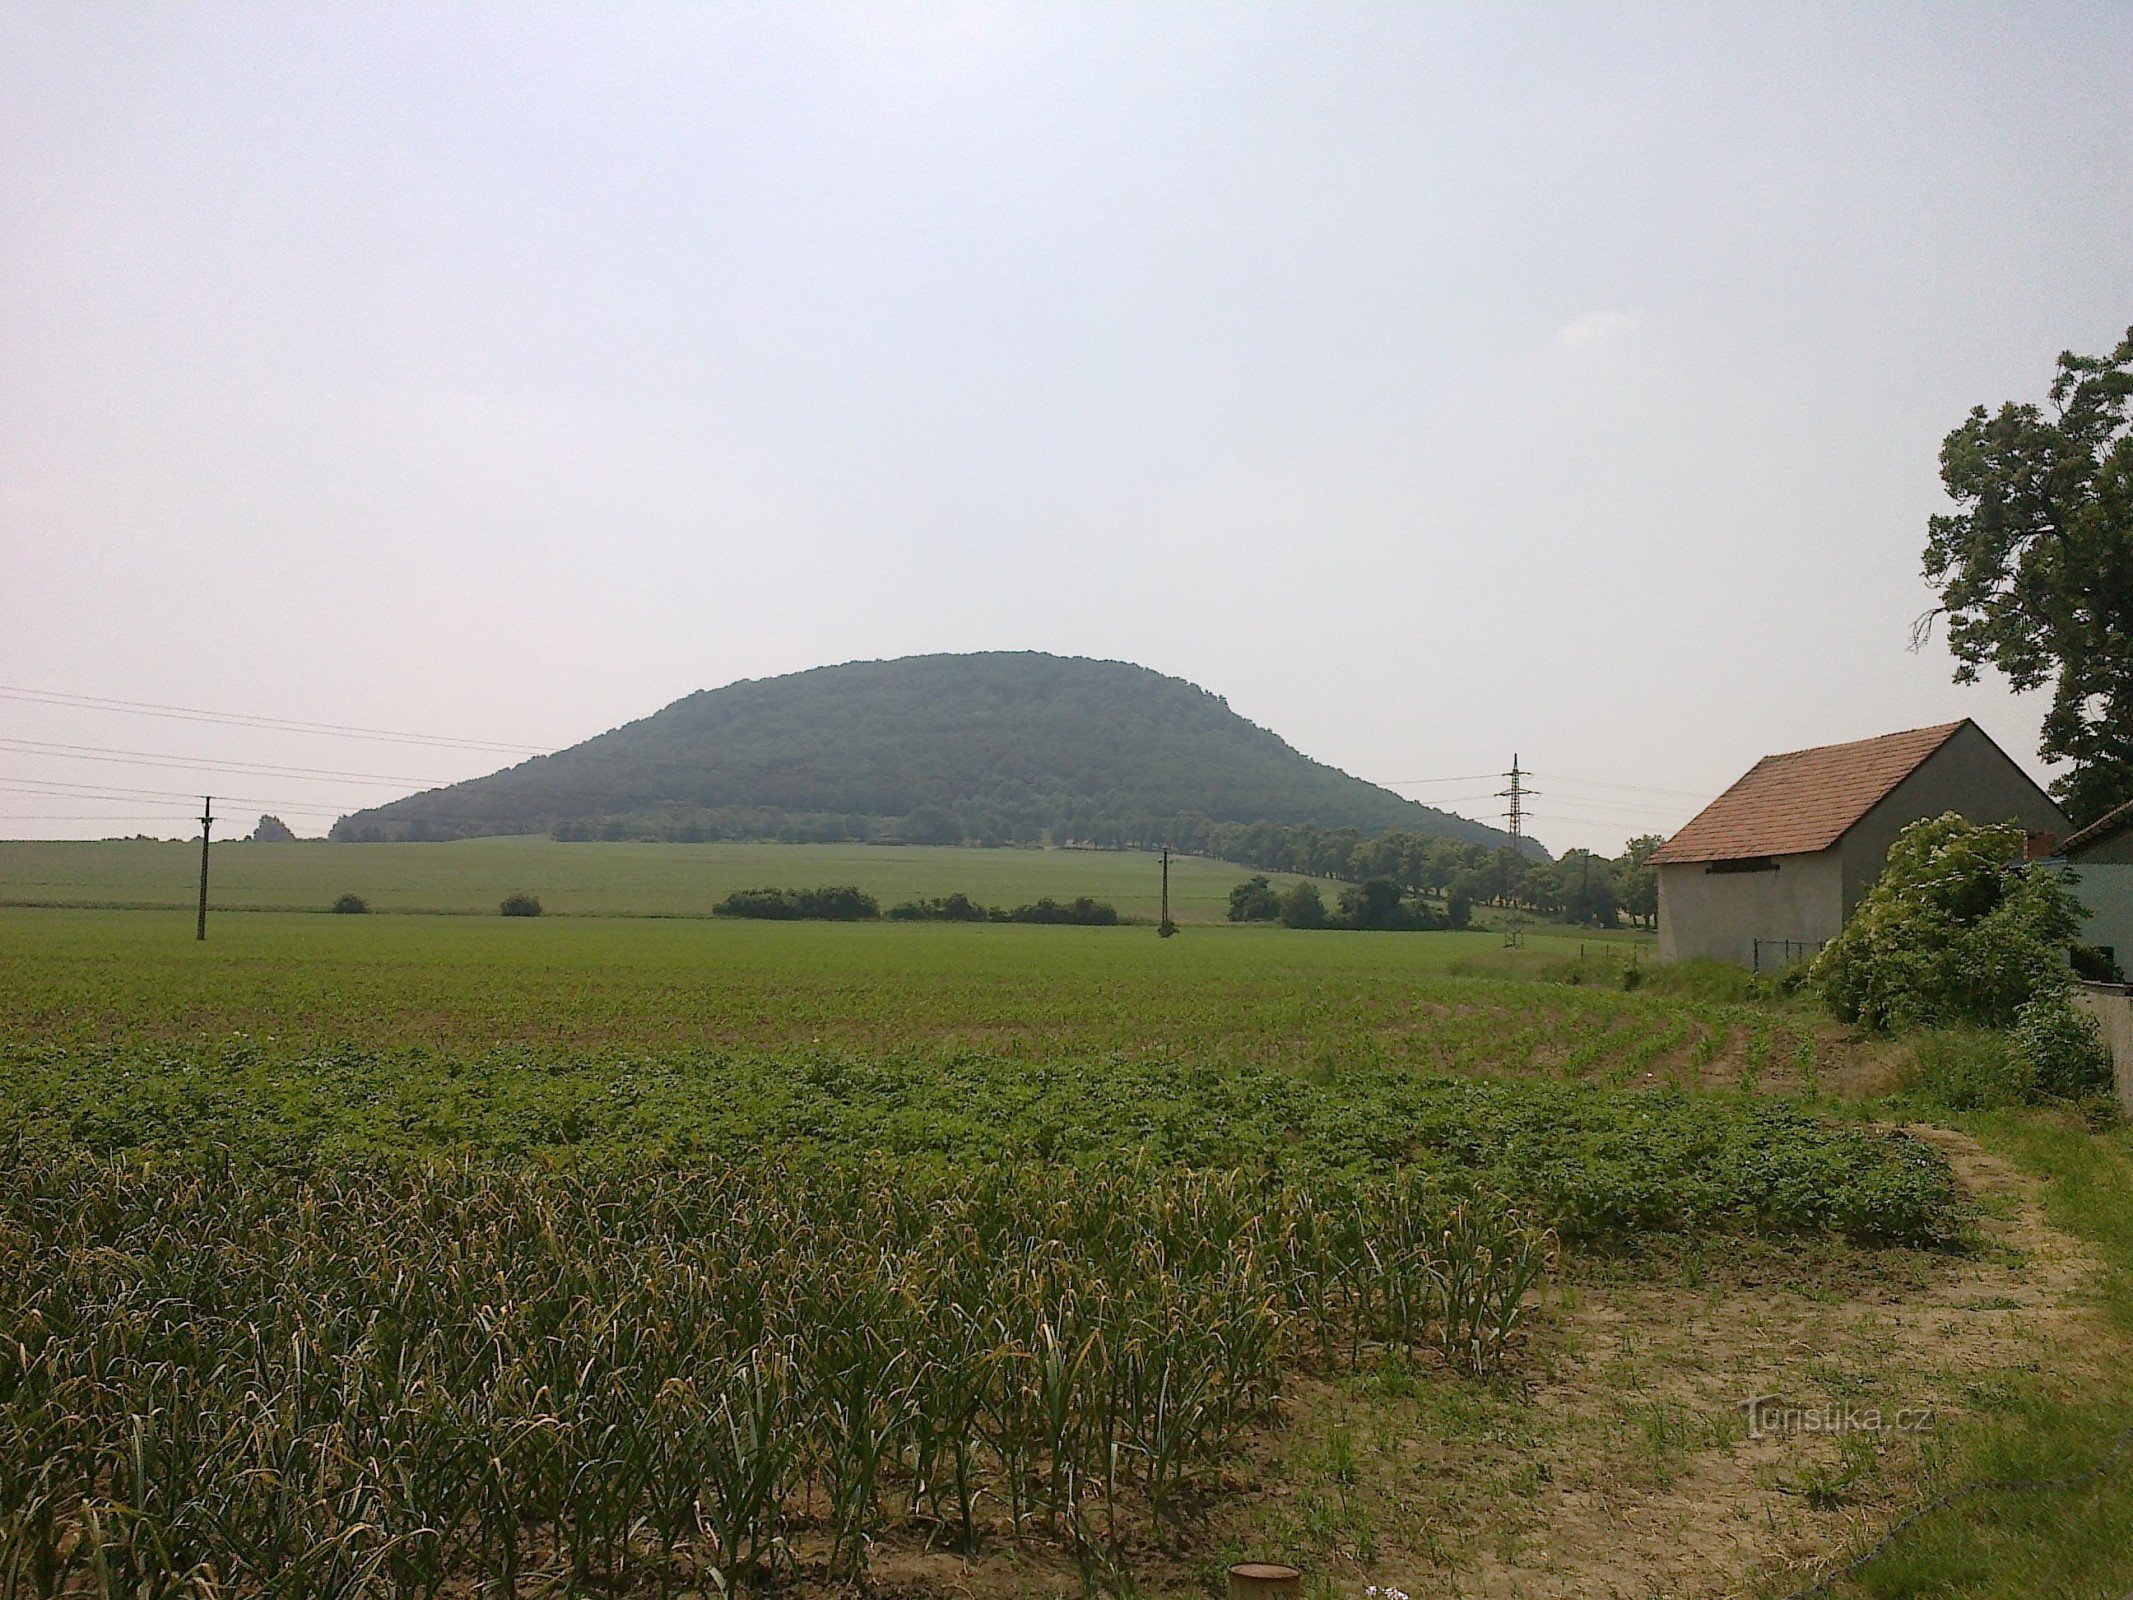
left=1197, top=1130, right=2112, bottom=1600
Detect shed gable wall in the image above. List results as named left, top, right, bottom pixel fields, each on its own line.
left=2068, top=862, right=2133, bottom=973
left=1835, top=722, right=2069, bottom=915
left=1656, top=850, right=1843, bottom=967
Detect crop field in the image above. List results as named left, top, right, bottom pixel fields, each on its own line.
left=0, top=838, right=1345, bottom=925
left=1, top=883, right=2128, bottom=1599
left=9, top=906, right=1665, bottom=1063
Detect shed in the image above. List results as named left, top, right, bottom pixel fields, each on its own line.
left=2062, top=798, right=2133, bottom=977
left=1651, top=720, right=2068, bottom=969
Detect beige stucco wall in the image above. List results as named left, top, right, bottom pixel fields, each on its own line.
left=2071, top=982, right=2133, bottom=1116
left=1836, top=723, right=2070, bottom=915
left=1657, top=850, right=1843, bottom=967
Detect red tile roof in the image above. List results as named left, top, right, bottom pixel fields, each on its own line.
left=1650, top=722, right=1969, bottom=865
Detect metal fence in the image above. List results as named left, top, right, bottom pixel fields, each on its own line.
left=1751, top=938, right=1826, bottom=973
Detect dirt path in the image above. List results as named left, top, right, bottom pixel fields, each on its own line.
left=1211, top=1128, right=2114, bottom=1599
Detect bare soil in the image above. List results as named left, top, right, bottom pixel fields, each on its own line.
left=1208, top=1128, right=2111, bottom=1600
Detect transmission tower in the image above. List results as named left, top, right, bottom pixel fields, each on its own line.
left=1497, top=757, right=1535, bottom=949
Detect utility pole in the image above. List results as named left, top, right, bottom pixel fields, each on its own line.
left=1158, top=846, right=1178, bottom=937
left=196, top=796, right=213, bottom=941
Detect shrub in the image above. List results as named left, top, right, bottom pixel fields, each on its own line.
left=1809, top=813, right=2087, bottom=1032
left=1909, top=1029, right=2034, bottom=1110
left=2012, top=991, right=2114, bottom=1102
left=886, top=893, right=990, bottom=922
left=1006, top=896, right=1118, bottom=926
left=499, top=893, right=544, bottom=918
left=330, top=893, right=370, bottom=915
left=1334, top=878, right=1445, bottom=931
left=1227, top=875, right=1283, bottom=922
left=716, top=887, right=881, bottom=921
left=796, top=886, right=879, bottom=921
left=1280, top=880, right=1326, bottom=930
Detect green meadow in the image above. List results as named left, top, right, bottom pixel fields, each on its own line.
left=0, top=836, right=1330, bottom=923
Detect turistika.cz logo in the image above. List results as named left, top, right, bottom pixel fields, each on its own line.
left=1741, top=1393, right=1937, bottom=1439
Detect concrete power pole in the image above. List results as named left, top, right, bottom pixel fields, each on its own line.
left=196, top=796, right=214, bottom=941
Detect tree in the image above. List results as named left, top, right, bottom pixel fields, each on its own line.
left=1445, top=872, right=1479, bottom=929
left=900, top=805, right=965, bottom=845
left=250, top=814, right=298, bottom=843
left=1920, top=327, right=2133, bottom=823
left=1552, top=850, right=1621, bottom=928
left=1616, top=835, right=1664, bottom=929
left=1279, top=880, right=1327, bottom=930
left=1227, top=876, right=1283, bottom=922
left=1808, top=813, right=2086, bottom=1033
left=1445, top=883, right=1473, bottom=929
left=1337, top=877, right=1410, bottom=929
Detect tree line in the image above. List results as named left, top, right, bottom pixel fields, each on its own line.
left=713, top=887, right=1121, bottom=925
left=1204, top=825, right=1662, bottom=929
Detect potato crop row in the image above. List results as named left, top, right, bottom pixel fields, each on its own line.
left=0, top=1154, right=1551, bottom=1597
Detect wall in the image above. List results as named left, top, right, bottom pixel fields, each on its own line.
left=1837, top=723, right=2069, bottom=915
left=2066, top=860, right=2133, bottom=975
left=2072, top=981, right=2133, bottom=1116
left=1657, top=850, right=1842, bottom=967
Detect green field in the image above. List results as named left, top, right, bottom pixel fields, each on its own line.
left=5, top=904, right=1653, bottom=1058
left=0, top=836, right=1341, bottom=923
left=3, top=890, right=2127, bottom=1599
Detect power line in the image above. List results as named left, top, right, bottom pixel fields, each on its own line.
left=2, top=696, right=707, bottom=786
left=0, top=737, right=452, bottom=787
left=0, top=815, right=228, bottom=823
left=1385, top=769, right=1712, bottom=802
left=1529, top=771, right=1715, bottom=801
left=0, top=778, right=359, bottom=815
left=1530, top=797, right=1692, bottom=822
left=0, top=684, right=549, bottom=756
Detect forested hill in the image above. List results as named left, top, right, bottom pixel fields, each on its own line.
left=332, top=652, right=1522, bottom=851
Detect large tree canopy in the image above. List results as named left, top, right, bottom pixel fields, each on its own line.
left=1921, top=327, right=2133, bottom=823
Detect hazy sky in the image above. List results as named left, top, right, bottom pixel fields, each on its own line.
left=3, top=4, right=2129, bottom=853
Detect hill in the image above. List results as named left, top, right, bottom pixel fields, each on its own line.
left=330, top=652, right=1519, bottom=850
